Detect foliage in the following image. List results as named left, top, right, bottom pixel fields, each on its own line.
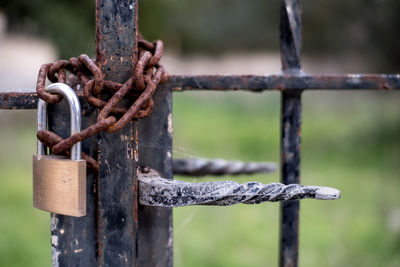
left=0, top=0, right=95, bottom=58
left=0, top=0, right=399, bottom=71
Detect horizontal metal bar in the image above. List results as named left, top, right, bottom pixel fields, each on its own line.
left=172, top=158, right=277, bottom=176
left=138, top=169, right=340, bottom=207
left=0, top=89, right=37, bottom=109
left=165, top=74, right=400, bottom=91
left=1, top=73, right=399, bottom=109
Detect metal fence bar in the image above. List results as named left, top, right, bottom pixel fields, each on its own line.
left=172, top=158, right=277, bottom=176
left=165, top=74, right=400, bottom=91
left=1, top=73, right=399, bottom=109
left=48, top=100, right=99, bottom=266
left=138, top=86, right=173, bottom=266
left=96, top=0, right=138, bottom=265
left=279, top=1, right=302, bottom=267
left=138, top=170, right=340, bottom=207
left=280, top=91, right=302, bottom=267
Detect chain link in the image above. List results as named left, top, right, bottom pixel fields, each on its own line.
left=36, top=35, right=168, bottom=171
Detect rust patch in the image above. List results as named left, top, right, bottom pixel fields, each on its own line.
left=133, top=179, right=139, bottom=225
left=97, top=240, right=103, bottom=258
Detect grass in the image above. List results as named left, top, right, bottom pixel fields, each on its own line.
left=0, top=90, right=399, bottom=266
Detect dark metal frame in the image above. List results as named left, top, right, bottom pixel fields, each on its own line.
left=0, top=0, right=399, bottom=266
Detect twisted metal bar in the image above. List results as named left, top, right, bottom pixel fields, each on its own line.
left=172, top=158, right=277, bottom=176
left=280, top=0, right=302, bottom=71
left=139, top=170, right=340, bottom=207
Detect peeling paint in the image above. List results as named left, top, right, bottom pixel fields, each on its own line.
left=118, top=253, right=128, bottom=263
left=126, top=142, right=131, bottom=159
left=167, top=234, right=173, bottom=247
left=51, top=235, right=59, bottom=247
left=167, top=113, right=173, bottom=134
left=51, top=213, right=59, bottom=231
left=104, top=159, right=111, bottom=174
left=51, top=195, right=61, bottom=266
left=52, top=247, right=61, bottom=267
left=134, top=147, right=139, bottom=162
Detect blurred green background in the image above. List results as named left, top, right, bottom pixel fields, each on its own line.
left=0, top=0, right=399, bottom=267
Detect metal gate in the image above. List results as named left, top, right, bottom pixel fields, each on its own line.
left=0, top=0, right=399, bottom=266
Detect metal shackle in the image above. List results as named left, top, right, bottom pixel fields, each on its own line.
left=37, top=83, right=82, bottom=160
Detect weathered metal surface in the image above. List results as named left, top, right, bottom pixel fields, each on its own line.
left=138, top=170, right=340, bottom=207
left=138, top=86, right=173, bottom=267
left=1, top=72, right=400, bottom=110
left=0, top=89, right=37, bottom=109
left=165, top=74, right=400, bottom=91
left=96, top=0, right=138, bottom=266
left=279, top=1, right=303, bottom=267
left=48, top=98, right=98, bottom=266
left=172, top=158, right=277, bottom=176
left=280, top=0, right=302, bottom=71
left=280, top=91, right=302, bottom=267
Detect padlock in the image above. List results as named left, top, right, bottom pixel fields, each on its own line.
left=33, top=83, right=86, bottom=217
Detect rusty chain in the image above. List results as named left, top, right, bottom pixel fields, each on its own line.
left=35, top=35, right=168, bottom=172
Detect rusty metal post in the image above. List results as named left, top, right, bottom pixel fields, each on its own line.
left=279, top=1, right=302, bottom=267
left=49, top=1, right=140, bottom=266
left=48, top=101, right=98, bottom=266
left=138, top=87, right=173, bottom=266
left=44, top=1, right=173, bottom=266
left=96, top=0, right=138, bottom=266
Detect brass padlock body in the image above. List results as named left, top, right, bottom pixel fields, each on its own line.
left=33, top=155, right=86, bottom=216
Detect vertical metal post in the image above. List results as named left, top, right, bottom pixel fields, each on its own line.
left=49, top=101, right=98, bottom=266
left=138, top=87, right=173, bottom=266
left=49, top=1, right=170, bottom=266
left=96, top=0, right=138, bottom=266
left=279, top=1, right=302, bottom=267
